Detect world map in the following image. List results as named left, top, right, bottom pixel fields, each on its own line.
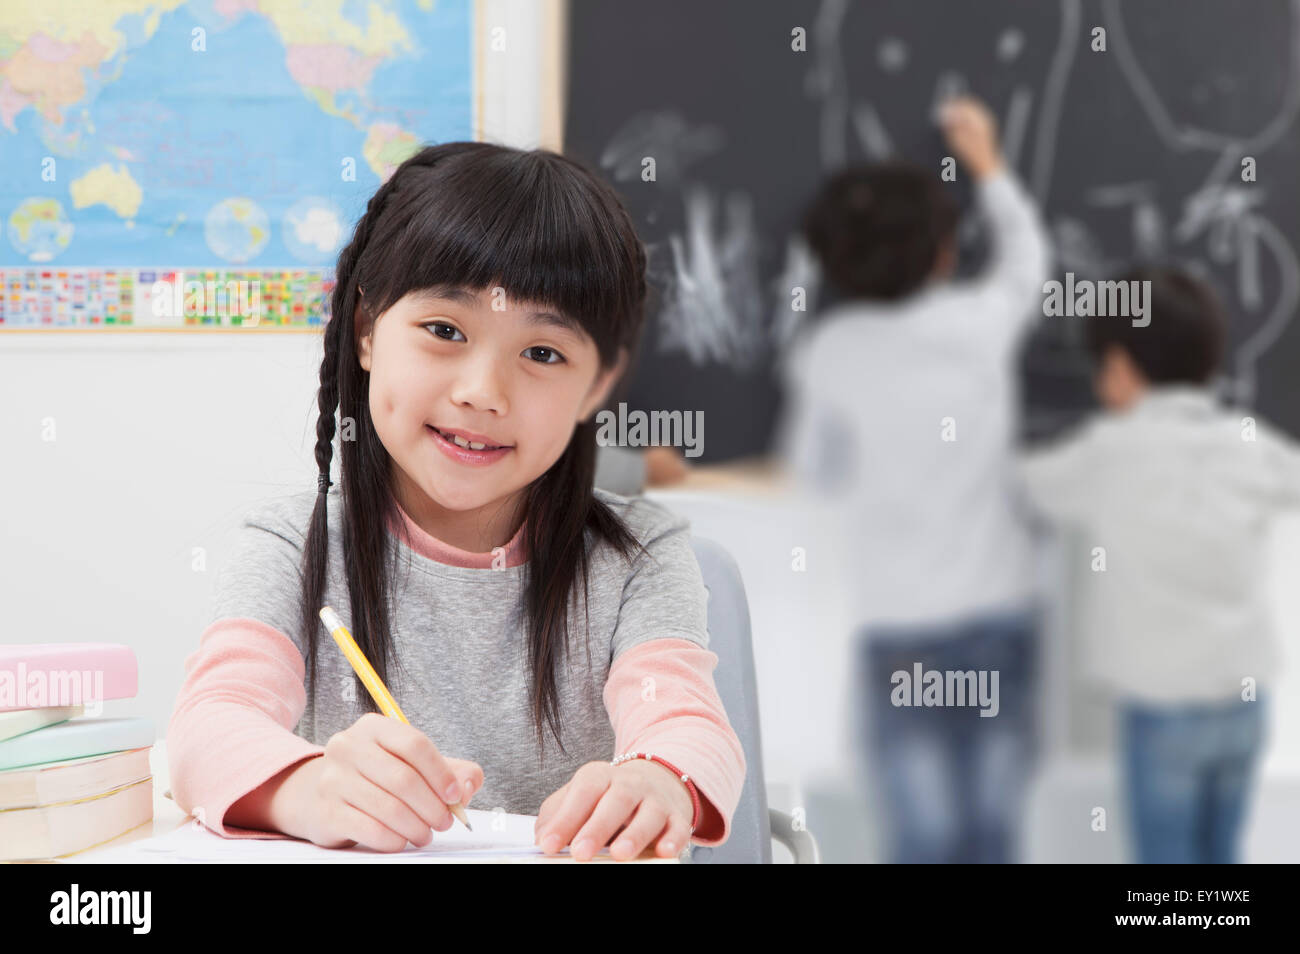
left=1, top=0, right=473, bottom=269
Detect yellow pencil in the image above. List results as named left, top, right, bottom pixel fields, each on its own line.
left=319, top=605, right=472, bottom=832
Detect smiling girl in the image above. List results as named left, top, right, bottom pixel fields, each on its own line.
left=166, top=142, right=746, bottom=860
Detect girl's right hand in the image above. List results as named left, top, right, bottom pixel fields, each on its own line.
left=272, top=712, right=483, bottom=851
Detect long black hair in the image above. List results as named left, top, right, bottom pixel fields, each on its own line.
left=300, top=142, right=650, bottom=756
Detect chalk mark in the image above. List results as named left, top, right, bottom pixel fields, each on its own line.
left=1030, top=0, right=1082, bottom=203
left=1102, top=0, right=1300, bottom=153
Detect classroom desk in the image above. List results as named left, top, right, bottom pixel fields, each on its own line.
left=58, top=741, right=677, bottom=864
left=662, top=455, right=791, bottom=497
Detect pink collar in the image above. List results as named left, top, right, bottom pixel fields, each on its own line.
left=386, top=499, right=527, bottom=569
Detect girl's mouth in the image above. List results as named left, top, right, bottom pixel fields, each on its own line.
left=426, top=425, right=513, bottom=465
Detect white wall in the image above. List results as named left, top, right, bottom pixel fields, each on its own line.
left=1, top=334, right=325, bottom=732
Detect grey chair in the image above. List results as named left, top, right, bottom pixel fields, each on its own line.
left=687, top=535, right=820, bottom=864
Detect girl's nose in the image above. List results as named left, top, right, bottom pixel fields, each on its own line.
left=449, top=355, right=509, bottom=415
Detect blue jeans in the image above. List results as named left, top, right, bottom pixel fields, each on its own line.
left=855, top=608, right=1039, bottom=863
left=1121, top=696, right=1266, bottom=864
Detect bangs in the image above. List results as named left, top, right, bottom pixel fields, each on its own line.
left=355, top=148, right=638, bottom=358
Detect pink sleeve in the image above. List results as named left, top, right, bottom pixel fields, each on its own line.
left=166, top=618, right=326, bottom=839
left=603, top=638, right=747, bottom=847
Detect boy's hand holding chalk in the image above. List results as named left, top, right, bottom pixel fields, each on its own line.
left=938, top=95, right=1006, bottom=181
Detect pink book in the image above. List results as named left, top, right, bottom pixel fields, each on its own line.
left=0, top=644, right=138, bottom=712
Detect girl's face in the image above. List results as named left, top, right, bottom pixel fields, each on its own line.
left=357, top=286, right=625, bottom=549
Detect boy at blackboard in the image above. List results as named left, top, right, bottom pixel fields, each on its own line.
left=1019, top=267, right=1300, bottom=863
left=777, top=96, right=1051, bottom=862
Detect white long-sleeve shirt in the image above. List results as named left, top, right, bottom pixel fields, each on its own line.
left=1019, top=387, right=1300, bottom=703
left=776, top=168, right=1051, bottom=630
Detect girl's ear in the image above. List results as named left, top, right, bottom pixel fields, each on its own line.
left=355, top=292, right=374, bottom=371
left=578, top=347, right=629, bottom=422
left=357, top=324, right=373, bottom=372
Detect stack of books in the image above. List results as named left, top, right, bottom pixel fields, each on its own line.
left=0, top=643, right=155, bottom=861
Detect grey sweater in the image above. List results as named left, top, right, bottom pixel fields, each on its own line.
left=200, top=485, right=745, bottom=841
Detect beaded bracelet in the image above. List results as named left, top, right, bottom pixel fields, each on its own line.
left=611, top=751, right=701, bottom=834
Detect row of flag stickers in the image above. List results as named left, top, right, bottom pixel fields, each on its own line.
left=0, top=268, right=337, bottom=328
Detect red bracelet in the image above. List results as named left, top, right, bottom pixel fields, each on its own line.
left=611, top=751, right=701, bottom=833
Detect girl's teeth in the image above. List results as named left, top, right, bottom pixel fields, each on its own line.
left=448, top=432, right=490, bottom=451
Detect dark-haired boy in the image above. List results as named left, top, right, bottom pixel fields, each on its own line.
left=778, top=96, right=1051, bottom=863
left=1020, top=266, right=1300, bottom=863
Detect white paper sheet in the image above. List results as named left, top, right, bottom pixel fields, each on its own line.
left=78, top=808, right=612, bottom=863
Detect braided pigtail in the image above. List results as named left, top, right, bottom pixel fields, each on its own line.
left=297, top=168, right=403, bottom=704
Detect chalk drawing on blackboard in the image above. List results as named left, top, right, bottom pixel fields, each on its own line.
left=1239, top=219, right=1262, bottom=310
left=878, top=37, right=909, bottom=73
left=594, top=109, right=762, bottom=367
left=1175, top=185, right=1265, bottom=261
left=851, top=103, right=895, bottom=160
left=997, top=28, right=1026, bottom=64
left=1132, top=201, right=1167, bottom=263
left=1091, top=0, right=1300, bottom=405
left=1081, top=0, right=1300, bottom=408
left=1087, top=183, right=1166, bottom=260
left=1224, top=217, right=1300, bottom=404
left=647, top=185, right=767, bottom=369
left=1177, top=179, right=1294, bottom=405
left=1029, top=0, right=1082, bottom=203
left=596, top=109, right=774, bottom=368
left=800, top=0, right=1082, bottom=206
left=1173, top=183, right=1300, bottom=404
left=807, top=0, right=852, bottom=171
left=1103, top=0, right=1300, bottom=152
left=597, top=110, right=725, bottom=185
left=1052, top=218, right=1109, bottom=277
left=1001, top=86, right=1035, bottom=172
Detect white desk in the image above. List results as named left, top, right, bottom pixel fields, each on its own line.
left=61, top=740, right=675, bottom=864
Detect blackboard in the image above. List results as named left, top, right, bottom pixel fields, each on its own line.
left=564, top=0, right=1300, bottom=460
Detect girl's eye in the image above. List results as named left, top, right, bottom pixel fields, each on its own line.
left=424, top=322, right=465, bottom=342
left=524, top=346, right=565, bottom=365
left=423, top=322, right=563, bottom=364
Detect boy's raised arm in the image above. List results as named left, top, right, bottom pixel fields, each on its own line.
left=940, top=96, right=1052, bottom=342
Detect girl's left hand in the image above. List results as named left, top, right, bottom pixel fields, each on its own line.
left=535, top=760, right=694, bottom=861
